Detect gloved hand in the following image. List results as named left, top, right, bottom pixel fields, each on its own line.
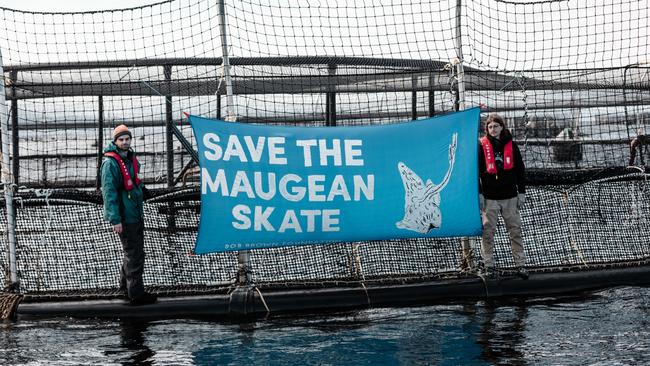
left=517, top=193, right=526, bottom=209
left=479, top=194, right=485, bottom=211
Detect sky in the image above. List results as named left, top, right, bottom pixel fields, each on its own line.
left=0, top=0, right=163, bottom=12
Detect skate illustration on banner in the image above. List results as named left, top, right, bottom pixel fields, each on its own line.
left=396, top=133, right=458, bottom=233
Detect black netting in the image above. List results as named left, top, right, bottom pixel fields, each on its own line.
left=0, top=0, right=648, bottom=297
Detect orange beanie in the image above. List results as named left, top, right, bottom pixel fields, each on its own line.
left=112, top=124, right=132, bottom=141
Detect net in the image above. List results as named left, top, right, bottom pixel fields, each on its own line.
left=0, top=0, right=648, bottom=298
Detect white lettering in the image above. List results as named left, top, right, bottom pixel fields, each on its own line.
left=327, top=175, right=351, bottom=201
left=223, top=135, right=247, bottom=162
left=322, top=209, right=340, bottom=232
left=344, top=139, right=364, bottom=166
left=278, top=210, right=302, bottom=233
left=268, top=137, right=287, bottom=165
left=201, top=168, right=228, bottom=195
left=354, top=174, right=374, bottom=201
left=231, top=171, right=255, bottom=198
left=300, top=209, right=318, bottom=232
left=307, top=175, right=326, bottom=201
left=319, top=139, right=342, bottom=166
left=254, top=206, right=275, bottom=231
left=232, top=204, right=251, bottom=229
left=279, top=174, right=305, bottom=201
left=203, top=133, right=222, bottom=161
left=254, top=171, right=276, bottom=200
left=244, top=136, right=266, bottom=162
left=296, top=139, right=317, bottom=167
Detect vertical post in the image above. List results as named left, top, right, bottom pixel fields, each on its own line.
left=96, top=95, right=104, bottom=190
left=411, top=75, right=418, bottom=120
left=623, top=66, right=631, bottom=139
left=217, top=94, right=222, bottom=120
left=164, top=65, right=177, bottom=235
left=41, top=159, right=47, bottom=186
left=454, top=0, right=466, bottom=111
left=164, top=65, right=174, bottom=186
left=10, top=70, right=18, bottom=185
left=218, top=0, right=249, bottom=285
left=326, top=64, right=337, bottom=126
left=429, top=73, right=436, bottom=117
left=0, top=53, right=18, bottom=288
left=455, top=0, right=473, bottom=271
left=218, top=0, right=235, bottom=122
left=11, top=70, right=20, bottom=185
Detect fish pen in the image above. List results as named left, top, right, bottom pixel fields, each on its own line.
left=0, top=0, right=649, bottom=319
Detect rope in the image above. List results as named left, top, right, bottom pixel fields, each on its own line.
left=563, top=190, right=589, bottom=267
left=445, top=58, right=462, bottom=110
left=0, top=292, right=22, bottom=320
left=477, top=274, right=490, bottom=297
left=254, top=286, right=270, bottom=315
left=360, top=282, right=371, bottom=307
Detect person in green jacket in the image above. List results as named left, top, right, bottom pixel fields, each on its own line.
left=101, top=124, right=157, bottom=306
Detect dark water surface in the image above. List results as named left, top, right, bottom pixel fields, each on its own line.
left=1, top=286, right=649, bottom=365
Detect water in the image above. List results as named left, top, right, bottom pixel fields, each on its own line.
left=1, top=286, right=649, bottom=365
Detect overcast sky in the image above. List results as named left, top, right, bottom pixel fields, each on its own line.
left=0, top=0, right=163, bottom=12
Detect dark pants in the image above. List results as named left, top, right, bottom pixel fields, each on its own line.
left=119, top=221, right=146, bottom=300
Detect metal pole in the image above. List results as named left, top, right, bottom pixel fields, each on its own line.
left=218, top=0, right=235, bottom=122
left=164, top=65, right=174, bottom=187
left=96, top=95, right=104, bottom=190
left=428, top=73, right=435, bottom=117
left=455, top=0, right=473, bottom=270
left=454, top=0, right=466, bottom=111
left=326, top=64, right=337, bottom=126
left=216, top=94, right=222, bottom=120
left=411, top=75, right=418, bottom=120
left=0, top=50, right=18, bottom=287
left=10, top=70, right=18, bottom=185
left=164, top=65, right=177, bottom=234
left=218, top=0, right=250, bottom=285
left=623, top=66, right=631, bottom=139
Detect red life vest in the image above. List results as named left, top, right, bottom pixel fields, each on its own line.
left=480, top=136, right=513, bottom=174
left=104, top=152, right=141, bottom=191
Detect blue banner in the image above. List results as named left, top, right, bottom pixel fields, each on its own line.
left=189, top=108, right=481, bottom=254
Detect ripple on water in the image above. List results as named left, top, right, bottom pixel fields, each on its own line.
left=0, top=287, right=649, bottom=365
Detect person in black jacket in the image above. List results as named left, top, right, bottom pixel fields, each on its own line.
left=478, top=113, right=528, bottom=279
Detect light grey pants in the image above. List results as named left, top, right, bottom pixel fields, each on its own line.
left=481, top=197, right=525, bottom=268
